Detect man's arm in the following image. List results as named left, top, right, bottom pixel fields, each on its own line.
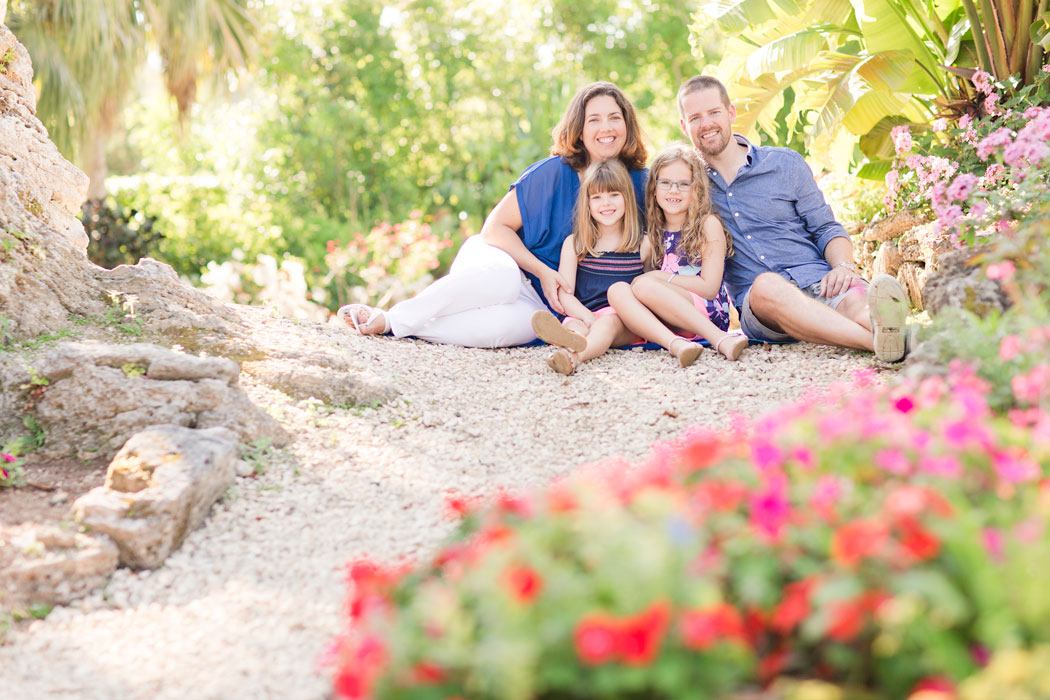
left=791, top=153, right=858, bottom=298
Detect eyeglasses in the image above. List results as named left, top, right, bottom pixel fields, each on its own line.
left=656, top=179, right=693, bottom=192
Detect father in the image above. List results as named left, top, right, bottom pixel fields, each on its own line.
left=677, top=75, right=911, bottom=362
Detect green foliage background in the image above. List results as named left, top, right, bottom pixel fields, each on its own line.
left=95, top=0, right=697, bottom=288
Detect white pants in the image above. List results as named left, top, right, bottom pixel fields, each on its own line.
left=387, top=235, right=546, bottom=348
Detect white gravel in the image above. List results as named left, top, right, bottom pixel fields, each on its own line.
left=0, top=328, right=879, bottom=699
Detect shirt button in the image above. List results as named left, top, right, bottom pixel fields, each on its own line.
left=760, top=255, right=766, bottom=260
left=727, top=192, right=733, bottom=197
left=734, top=212, right=739, bottom=217
left=746, top=235, right=752, bottom=239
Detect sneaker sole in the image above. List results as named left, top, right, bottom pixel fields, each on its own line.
left=532, top=310, right=587, bottom=353
left=869, top=274, right=908, bottom=362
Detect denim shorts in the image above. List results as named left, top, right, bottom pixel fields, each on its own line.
left=739, top=278, right=869, bottom=342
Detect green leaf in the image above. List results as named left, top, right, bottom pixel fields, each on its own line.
left=842, top=91, right=910, bottom=134
left=744, top=26, right=830, bottom=79
left=892, top=569, right=971, bottom=626
left=847, top=0, right=941, bottom=93
left=856, top=160, right=893, bottom=180
left=697, top=0, right=781, bottom=34
left=858, top=115, right=911, bottom=159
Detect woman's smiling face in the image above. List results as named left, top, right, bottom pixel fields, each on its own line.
left=581, top=95, right=627, bottom=164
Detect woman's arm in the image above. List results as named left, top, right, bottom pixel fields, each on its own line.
left=481, top=190, right=569, bottom=314
left=669, top=215, right=727, bottom=300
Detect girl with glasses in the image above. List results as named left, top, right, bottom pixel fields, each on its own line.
left=608, top=144, right=748, bottom=361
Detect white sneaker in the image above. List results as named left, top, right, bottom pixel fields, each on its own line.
left=869, top=274, right=909, bottom=362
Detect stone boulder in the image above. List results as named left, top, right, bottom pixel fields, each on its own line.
left=922, top=247, right=1009, bottom=317
left=862, top=210, right=929, bottom=243
left=243, top=357, right=396, bottom=405
left=73, top=425, right=239, bottom=569
left=0, top=27, right=108, bottom=342
left=873, top=241, right=903, bottom=278
left=0, top=340, right=288, bottom=459
left=0, top=524, right=118, bottom=610
left=897, top=261, right=928, bottom=311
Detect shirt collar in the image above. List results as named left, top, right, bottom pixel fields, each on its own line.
left=704, top=134, right=756, bottom=178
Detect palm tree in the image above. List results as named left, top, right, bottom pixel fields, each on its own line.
left=6, top=0, right=256, bottom=200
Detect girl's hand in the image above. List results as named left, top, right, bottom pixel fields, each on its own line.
left=540, top=268, right=570, bottom=314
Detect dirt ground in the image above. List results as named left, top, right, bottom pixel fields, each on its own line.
left=0, top=456, right=108, bottom=527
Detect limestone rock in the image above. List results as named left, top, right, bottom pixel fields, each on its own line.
left=73, top=425, right=239, bottom=569
left=897, top=222, right=955, bottom=269
left=862, top=211, right=929, bottom=242
left=873, top=241, right=903, bottom=277
left=0, top=524, right=118, bottom=610
left=854, top=238, right=879, bottom=280
left=922, top=247, right=1009, bottom=317
left=243, top=358, right=397, bottom=405
left=897, top=262, right=927, bottom=311
left=1, top=340, right=288, bottom=459
left=0, top=28, right=108, bottom=343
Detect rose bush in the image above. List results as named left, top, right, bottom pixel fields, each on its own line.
left=327, top=362, right=1050, bottom=699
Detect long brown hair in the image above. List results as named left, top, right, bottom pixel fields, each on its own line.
left=573, top=159, right=643, bottom=259
left=644, top=143, right=732, bottom=269
left=551, top=82, right=647, bottom=171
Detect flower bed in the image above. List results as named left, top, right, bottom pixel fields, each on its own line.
left=327, top=361, right=1050, bottom=699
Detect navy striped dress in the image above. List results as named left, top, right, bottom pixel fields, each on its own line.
left=574, top=251, right=645, bottom=311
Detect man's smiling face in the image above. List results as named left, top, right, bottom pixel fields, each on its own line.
left=679, top=87, right=736, bottom=158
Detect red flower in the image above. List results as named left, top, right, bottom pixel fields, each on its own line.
left=504, top=565, right=543, bottom=603
left=758, top=646, right=790, bottom=683
left=831, top=519, right=889, bottom=568
left=332, top=635, right=388, bottom=699
left=619, top=601, right=671, bottom=666
left=680, top=603, right=744, bottom=650
left=675, top=427, right=724, bottom=471
left=574, top=613, right=621, bottom=665
left=910, top=676, right=956, bottom=698
left=411, top=661, right=446, bottom=685
left=897, top=516, right=941, bottom=562
left=827, top=598, right=865, bottom=642
left=770, top=578, right=817, bottom=634
left=546, top=480, right=578, bottom=512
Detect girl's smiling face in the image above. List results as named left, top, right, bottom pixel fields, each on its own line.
left=655, top=160, right=693, bottom=226
left=588, top=189, right=626, bottom=229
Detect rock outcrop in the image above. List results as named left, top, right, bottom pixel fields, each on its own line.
left=0, top=524, right=119, bottom=609
left=0, top=341, right=288, bottom=460
left=922, top=247, right=1010, bottom=317
left=74, top=426, right=239, bottom=569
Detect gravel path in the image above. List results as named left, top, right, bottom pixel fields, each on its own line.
left=0, top=329, right=877, bottom=699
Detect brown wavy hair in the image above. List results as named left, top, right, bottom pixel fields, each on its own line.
left=644, top=143, right=732, bottom=269
left=551, top=82, right=647, bottom=171
left=573, top=159, right=643, bottom=259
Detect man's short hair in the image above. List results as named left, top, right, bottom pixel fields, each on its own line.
left=677, top=75, right=731, bottom=116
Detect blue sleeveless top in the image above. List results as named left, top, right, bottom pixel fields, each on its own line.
left=575, top=251, right=645, bottom=311
left=661, top=230, right=733, bottom=331
left=511, top=156, right=647, bottom=308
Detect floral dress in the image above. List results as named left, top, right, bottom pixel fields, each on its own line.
left=661, top=229, right=733, bottom=332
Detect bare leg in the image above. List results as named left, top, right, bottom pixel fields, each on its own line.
left=748, top=273, right=873, bottom=350
left=606, top=283, right=705, bottom=365
left=577, top=315, right=635, bottom=363
left=631, top=275, right=736, bottom=350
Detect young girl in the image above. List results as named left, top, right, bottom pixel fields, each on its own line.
left=531, top=158, right=703, bottom=374
left=610, top=144, right=748, bottom=361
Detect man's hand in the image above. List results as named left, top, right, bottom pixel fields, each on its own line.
left=540, top=268, right=570, bottom=315
left=819, top=264, right=860, bottom=298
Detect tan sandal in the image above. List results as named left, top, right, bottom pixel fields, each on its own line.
left=532, top=310, right=587, bottom=352
left=669, top=337, right=703, bottom=367
left=546, top=348, right=579, bottom=375
left=714, top=333, right=748, bottom=361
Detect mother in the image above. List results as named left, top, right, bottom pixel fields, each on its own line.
left=341, top=82, right=648, bottom=347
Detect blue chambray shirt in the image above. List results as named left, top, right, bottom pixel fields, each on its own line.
left=706, top=135, right=849, bottom=307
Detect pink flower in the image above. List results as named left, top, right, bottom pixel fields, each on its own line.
left=1003, top=138, right=1050, bottom=169
left=891, top=125, right=913, bottom=155
left=983, top=93, right=1000, bottom=115
left=985, top=261, right=1015, bottom=280
left=999, top=334, right=1022, bottom=360
left=751, top=441, right=783, bottom=473
left=982, top=527, right=1004, bottom=561
left=932, top=118, right=948, bottom=132
left=972, top=70, right=993, bottom=95
left=875, top=448, right=912, bottom=475
left=983, top=163, right=1005, bottom=182
left=1044, top=64, right=1050, bottom=74
left=993, top=451, right=1040, bottom=484
left=959, top=114, right=973, bottom=129
left=918, top=454, right=963, bottom=478
left=1, top=453, right=15, bottom=463
left=894, top=396, right=915, bottom=414
left=976, top=127, right=1015, bottom=161
left=885, top=169, right=899, bottom=191
left=750, top=480, right=791, bottom=540
left=946, top=173, right=978, bottom=201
